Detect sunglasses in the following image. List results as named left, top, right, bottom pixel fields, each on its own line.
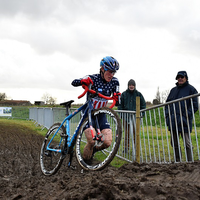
left=177, top=75, right=184, bottom=79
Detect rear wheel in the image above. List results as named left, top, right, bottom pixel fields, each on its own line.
left=75, top=107, right=122, bottom=171
left=40, top=123, right=66, bottom=175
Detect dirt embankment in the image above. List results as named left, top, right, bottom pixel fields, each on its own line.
left=1, top=121, right=200, bottom=200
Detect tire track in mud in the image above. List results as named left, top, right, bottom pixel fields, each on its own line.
left=1, top=120, right=200, bottom=200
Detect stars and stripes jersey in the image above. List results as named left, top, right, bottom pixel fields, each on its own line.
left=71, top=73, right=120, bottom=109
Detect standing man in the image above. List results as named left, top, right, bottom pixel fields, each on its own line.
left=165, top=71, right=198, bottom=162
left=118, top=79, right=146, bottom=153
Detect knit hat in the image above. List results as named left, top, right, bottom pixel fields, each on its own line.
left=175, top=71, right=188, bottom=80
left=128, top=79, right=136, bottom=87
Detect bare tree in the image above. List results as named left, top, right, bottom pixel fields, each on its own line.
left=161, top=90, right=170, bottom=103
left=48, top=96, right=57, bottom=105
left=153, top=87, right=170, bottom=104
left=42, top=93, right=57, bottom=104
left=0, top=93, right=7, bottom=101
left=155, top=87, right=161, bottom=104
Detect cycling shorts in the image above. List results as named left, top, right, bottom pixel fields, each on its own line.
left=85, top=113, right=110, bottom=131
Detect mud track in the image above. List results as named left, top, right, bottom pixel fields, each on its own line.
left=1, top=121, right=200, bottom=200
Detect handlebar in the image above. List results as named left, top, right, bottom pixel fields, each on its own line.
left=78, top=85, right=117, bottom=109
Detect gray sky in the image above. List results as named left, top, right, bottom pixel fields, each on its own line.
left=1, top=0, right=200, bottom=104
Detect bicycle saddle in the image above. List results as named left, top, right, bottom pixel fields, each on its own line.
left=60, top=100, right=74, bottom=108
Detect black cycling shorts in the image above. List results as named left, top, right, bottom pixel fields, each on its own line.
left=85, top=113, right=110, bottom=131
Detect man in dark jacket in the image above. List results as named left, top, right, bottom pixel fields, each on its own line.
left=165, top=71, right=198, bottom=162
left=118, top=79, right=146, bottom=153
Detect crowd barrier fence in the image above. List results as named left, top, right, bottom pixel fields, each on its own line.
left=29, top=93, right=200, bottom=164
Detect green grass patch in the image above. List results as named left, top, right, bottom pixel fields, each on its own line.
left=0, top=118, right=48, bottom=136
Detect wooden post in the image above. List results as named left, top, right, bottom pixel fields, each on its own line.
left=136, top=96, right=140, bottom=163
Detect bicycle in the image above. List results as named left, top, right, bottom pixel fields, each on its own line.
left=40, top=85, right=122, bottom=175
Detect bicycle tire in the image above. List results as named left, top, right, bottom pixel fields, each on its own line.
left=40, top=123, right=66, bottom=175
left=75, top=107, right=122, bottom=171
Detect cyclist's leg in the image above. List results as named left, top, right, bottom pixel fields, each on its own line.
left=82, top=127, right=96, bottom=160
left=94, top=113, right=112, bottom=151
left=95, top=128, right=112, bottom=151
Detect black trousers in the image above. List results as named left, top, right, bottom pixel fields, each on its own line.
left=171, top=130, right=193, bottom=162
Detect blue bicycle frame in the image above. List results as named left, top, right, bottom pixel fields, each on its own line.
left=46, top=98, right=94, bottom=155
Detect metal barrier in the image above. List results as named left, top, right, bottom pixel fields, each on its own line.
left=117, top=93, right=200, bottom=164
left=29, top=107, right=78, bottom=129
left=29, top=93, right=200, bottom=164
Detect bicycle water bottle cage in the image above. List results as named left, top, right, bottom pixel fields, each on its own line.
left=60, top=100, right=74, bottom=116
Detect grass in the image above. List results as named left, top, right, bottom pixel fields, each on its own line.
left=0, top=118, right=48, bottom=136
left=139, top=125, right=200, bottom=162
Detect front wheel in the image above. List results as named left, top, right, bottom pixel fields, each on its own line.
left=75, top=107, right=122, bottom=171
left=40, top=123, right=66, bottom=176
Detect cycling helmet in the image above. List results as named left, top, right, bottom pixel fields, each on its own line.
left=100, top=56, right=119, bottom=71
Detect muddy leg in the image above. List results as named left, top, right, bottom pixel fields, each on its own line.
left=95, top=129, right=112, bottom=151
left=83, top=128, right=96, bottom=160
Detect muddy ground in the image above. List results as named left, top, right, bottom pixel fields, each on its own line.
left=1, top=121, right=200, bottom=200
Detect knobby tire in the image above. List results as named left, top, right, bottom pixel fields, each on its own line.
left=40, top=123, right=66, bottom=176
left=75, top=107, right=122, bottom=171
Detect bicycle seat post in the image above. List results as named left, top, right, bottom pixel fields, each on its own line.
left=65, top=105, right=70, bottom=117
left=60, top=100, right=74, bottom=116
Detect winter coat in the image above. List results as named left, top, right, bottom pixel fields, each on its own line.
left=165, top=81, right=198, bottom=133
left=118, top=88, right=146, bottom=121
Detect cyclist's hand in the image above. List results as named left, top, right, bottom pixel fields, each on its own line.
left=112, top=92, right=121, bottom=102
left=80, top=77, right=93, bottom=86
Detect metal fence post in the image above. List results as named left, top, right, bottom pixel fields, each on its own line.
left=136, top=96, right=140, bottom=163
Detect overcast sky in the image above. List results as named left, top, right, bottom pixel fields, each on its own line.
left=0, top=0, right=200, bottom=104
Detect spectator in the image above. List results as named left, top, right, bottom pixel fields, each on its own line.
left=165, top=71, right=198, bottom=162
left=118, top=79, right=146, bottom=153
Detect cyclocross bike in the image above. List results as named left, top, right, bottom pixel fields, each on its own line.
left=40, top=85, right=122, bottom=176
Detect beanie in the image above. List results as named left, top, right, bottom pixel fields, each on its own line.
left=128, top=79, right=136, bottom=87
